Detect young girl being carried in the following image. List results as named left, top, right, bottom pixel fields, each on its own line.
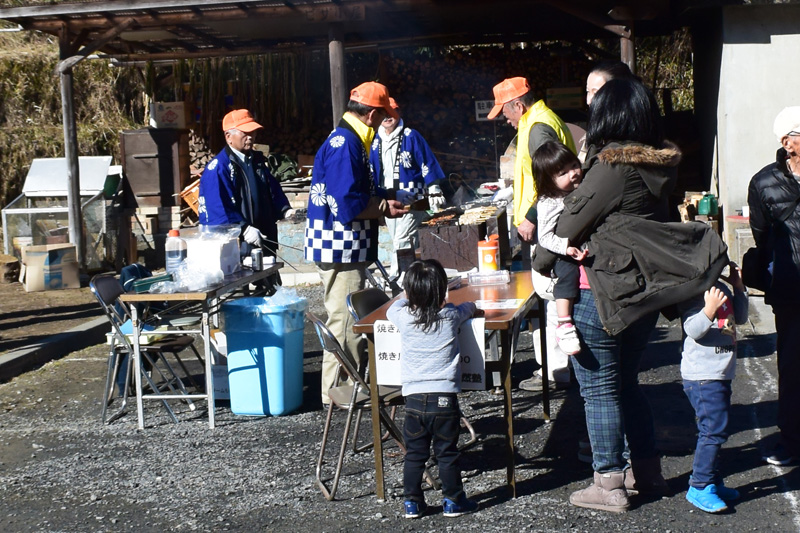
left=532, top=141, right=588, bottom=355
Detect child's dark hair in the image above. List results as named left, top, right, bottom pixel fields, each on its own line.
left=533, top=141, right=580, bottom=199
left=404, top=259, right=448, bottom=332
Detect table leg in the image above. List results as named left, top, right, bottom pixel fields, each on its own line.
left=500, top=328, right=516, bottom=498
left=131, top=306, right=145, bottom=430
left=367, top=338, right=385, bottom=502
left=203, top=308, right=215, bottom=429
left=538, top=296, right=550, bottom=421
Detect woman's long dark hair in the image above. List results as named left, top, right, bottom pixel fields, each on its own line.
left=586, top=78, right=664, bottom=148
left=533, top=141, right=581, bottom=199
left=404, top=259, right=448, bottom=332
left=589, top=60, right=635, bottom=83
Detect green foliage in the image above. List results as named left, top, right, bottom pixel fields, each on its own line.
left=636, top=28, right=694, bottom=112
left=0, top=30, right=145, bottom=208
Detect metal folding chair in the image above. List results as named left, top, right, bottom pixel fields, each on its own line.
left=90, top=274, right=202, bottom=424
left=308, top=312, right=437, bottom=500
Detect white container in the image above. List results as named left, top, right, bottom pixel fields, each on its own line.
left=165, top=229, right=187, bottom=274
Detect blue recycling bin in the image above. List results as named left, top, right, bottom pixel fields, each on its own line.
left=221, top=295, right=307, bottom=416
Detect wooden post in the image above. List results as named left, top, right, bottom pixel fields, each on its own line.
left=328, top=23, right=346, bottom=127
left=59, top=26, right=85, bottom=270
left=620, top=24, right=635, bottom=75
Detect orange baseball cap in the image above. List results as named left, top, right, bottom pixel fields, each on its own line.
left=388, top=97, right=400, bottom=110
left=486, top=77, right=531, bottom=119
left=222, top=109, right=263, bottom=133
left=350, top=82, right=399, bottom=119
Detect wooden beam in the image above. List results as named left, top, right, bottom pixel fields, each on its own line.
left=58, top=17, right=135, bottom=72
left=0, top=0, right=291, bottom=18
left=10, top=3, right=368, bottom=33
left=542, top=0, right=631, bottom=39
left=177, top=24, right=233, bottom=51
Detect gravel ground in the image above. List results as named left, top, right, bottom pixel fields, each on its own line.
left=1, top=286, right=798, bottom=532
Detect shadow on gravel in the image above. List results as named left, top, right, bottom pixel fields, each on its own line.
left=0, top=303, right=101, bottom=352
left=739, top=332, right=778, bottom=360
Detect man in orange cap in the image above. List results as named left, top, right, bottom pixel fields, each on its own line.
left=199, top=108, right=293, bottom=271
left=304, top=81, right=406, bottom=404
left=370, top=97, right=446, bottom=274
left=488, top=77, right=576, bottom=392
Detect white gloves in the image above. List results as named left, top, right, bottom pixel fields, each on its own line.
left=428, top=184, right=445, bottom=210
left=395, top=189, right=415, bottom=205
left=242, top=225, right=263, bottom=246
left=492, top=186, right=514, bottom=203
left=284, top=208, right=297, bottom=219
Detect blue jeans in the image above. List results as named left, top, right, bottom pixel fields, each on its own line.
left=683, top=379, right=731, bottom=488
left=572, top=289, right=659, bottom=473
left=403, top=393, right=464, bottom=502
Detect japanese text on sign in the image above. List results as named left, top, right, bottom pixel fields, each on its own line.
left=475, top=100, right=501, bottom=122
left=373, top=318, right=486, bottom=390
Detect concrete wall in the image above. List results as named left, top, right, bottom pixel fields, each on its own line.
left=716, top=4, right=800, bottom=219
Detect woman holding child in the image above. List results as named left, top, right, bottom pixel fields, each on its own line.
left=535, top=77, right=727, bottom=513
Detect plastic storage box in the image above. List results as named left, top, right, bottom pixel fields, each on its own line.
left=221, top=295, right=307, bottom=416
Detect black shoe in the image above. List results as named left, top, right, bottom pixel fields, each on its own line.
left=763, top=442, right=799, bottom=466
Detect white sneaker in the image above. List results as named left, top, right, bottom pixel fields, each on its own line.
left=556, top=322, right=581, bottom=355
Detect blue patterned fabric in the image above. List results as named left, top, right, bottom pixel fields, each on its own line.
left=571, top=289, right=659, bottom=473
left=369, top=126, right=445, bottom=196
left=304, top=122, right=378, bottom=264
left=198, top=147, right=289, bottom=248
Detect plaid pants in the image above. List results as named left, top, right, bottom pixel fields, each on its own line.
left=571, top=289, right=659, bottom=473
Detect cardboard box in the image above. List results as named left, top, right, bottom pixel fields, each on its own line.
left=19, top=243, right=80, bottom=292
left=185, top=234, right=241, bottom=276
left=149, top=101, right=187, bottom=129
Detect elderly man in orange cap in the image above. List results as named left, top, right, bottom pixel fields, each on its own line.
left=199, top=108, right=293, bottom=273
left=487, top=77, right=576, bottom=392
left=304, top=81, right=407, bottom=404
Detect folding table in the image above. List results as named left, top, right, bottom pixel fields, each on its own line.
left=120, top=263, right=282, bottom=429
left=353, top=270, right=548, bottom=500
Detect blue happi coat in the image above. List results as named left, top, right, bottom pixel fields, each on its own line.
left=304, top=119, right=384, bottom=264
left=369, top=123, right=445, bottom=196
left=198, top=147, right=290, bottom=255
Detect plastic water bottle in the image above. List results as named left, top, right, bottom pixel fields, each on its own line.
left=165, top=229, right=187, bottom=274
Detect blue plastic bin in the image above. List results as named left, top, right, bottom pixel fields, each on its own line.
left=221, top=296, right=307, bottom=416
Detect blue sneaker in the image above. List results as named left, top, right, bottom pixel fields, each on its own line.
left=403, top=500, right=427, bottom=519
left=686, top=484, right=727, bottom=513
left=715, top=483, right=740, bottom=501
left=442, top=496, right=479, bottom=517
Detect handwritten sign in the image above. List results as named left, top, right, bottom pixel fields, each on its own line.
left=373, top=318, right=485, bottom=390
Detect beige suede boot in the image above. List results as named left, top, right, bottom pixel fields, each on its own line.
left=569, top=471, right=629, bottom=513
left=625, top=457, right=669, bottom=496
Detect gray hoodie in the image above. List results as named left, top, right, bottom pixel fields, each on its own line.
left=387, top=298, right=475, bottom=396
